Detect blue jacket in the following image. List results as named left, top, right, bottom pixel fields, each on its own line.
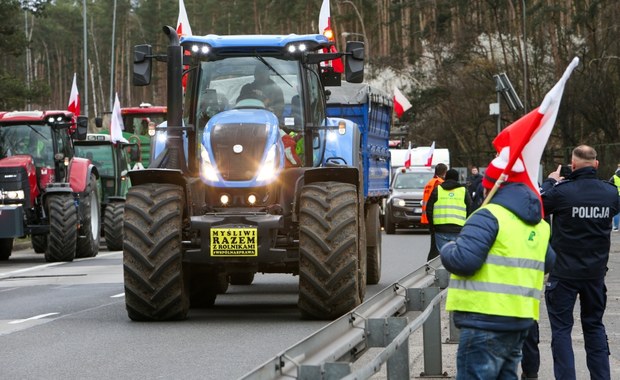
left=440, top=182, right=556, bottom=331
left=541, top=166, right=619, bottom=279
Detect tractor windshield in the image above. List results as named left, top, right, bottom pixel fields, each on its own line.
left=0, top=124, right=54, bottom=167
left=74, top=144, right=116, bottom=177
left=122, top=112, right=167, bottom=136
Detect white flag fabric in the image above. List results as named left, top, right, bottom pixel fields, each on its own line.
left=404, top=141, right=412, bottom=168
left=393, top=86, right=412, bottom=118
left=424, top=141, right=435, bottom=167
left=67, top=73, right=80, bottom=117
left=110, top=93, right=127, bottom=144
left=318, top=0, right=330, bottom=34
left=176, top=0, right=192, bottom=36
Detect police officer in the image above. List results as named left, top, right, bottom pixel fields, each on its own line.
left=541, top=145, right=620, bottom=380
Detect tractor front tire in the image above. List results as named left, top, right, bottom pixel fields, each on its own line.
left=298, top=182, right=361, bottom=320
left=31, top=234, right=47, bottom=254
left=45, top=194, right=78, bottom=262
left=123, top=184, right=189, bottom=321
left=0, top=238, right=13, bottom=260
left=366, top=203, right=382, bottom=285
left=76, top=174, right=101, bottom=258
left=104, top=202, right=124, bottom=251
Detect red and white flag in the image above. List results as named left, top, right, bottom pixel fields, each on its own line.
left=318, top=0, right=344, bottom=73
left=176, top=0, right=192, bottom=37
left=424, top=141, right=435, bottom=167
left=492, top=57, right=580, bottom=201
left=110, top=93, right=127, bottom=144
left=404, top=141, right=412, bottom=168
left=67, top=73, right=80, bottom=117
left=393, top=86, right=412, bottom=118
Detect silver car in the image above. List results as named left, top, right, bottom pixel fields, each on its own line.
left=384, top=168, right=434, bottom=234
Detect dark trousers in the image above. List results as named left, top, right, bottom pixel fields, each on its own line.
left=427, top=230, right=439, bottom=261
left=545, top=276, right=610, bottom=380
left=521, top=321, right=540, bottom=376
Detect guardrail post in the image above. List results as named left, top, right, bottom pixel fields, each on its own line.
left=446, top=312, right=460, bottom=343
left=408, top=287, right=445, bottom=377
left=367, top=317, right=410, bottom=379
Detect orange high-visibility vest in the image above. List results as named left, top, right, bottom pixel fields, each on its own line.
left=421, top=176, right=444, bottom=224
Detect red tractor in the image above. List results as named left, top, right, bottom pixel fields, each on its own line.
left=0, top=111, right=100, bottom=261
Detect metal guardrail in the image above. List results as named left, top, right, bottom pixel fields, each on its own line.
left=241, top=257, right=451, bottom=380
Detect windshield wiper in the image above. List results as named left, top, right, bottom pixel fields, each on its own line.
left=25, top=124, right=48, bottom=141
left=254, top=53, right=293, bottom=88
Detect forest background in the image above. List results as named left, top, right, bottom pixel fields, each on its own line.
left=1, top=0, right=619, bottom=175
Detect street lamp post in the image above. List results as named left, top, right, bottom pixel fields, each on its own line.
left=339, top=0, right=369, bottom=63
left=82, top=0, right=88, bottom=117
left=522, top=0, right=528, bottom=113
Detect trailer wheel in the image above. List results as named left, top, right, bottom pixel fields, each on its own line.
left=31, top=235, right=47, bottom=254
left=76, top=174, right=101, bottom=258
left=123, top=184, right=189, bottom=321
left=298, top=182, right=361, bottom=320
left=229, top=273, right=255, bottom=285
left=45, top=194, right=78, bottom=262
left=366, top=203, right=382, bottom=285
left=104, top=202, right=125, bottom=251
left=0, top=238, right=13, bottom=260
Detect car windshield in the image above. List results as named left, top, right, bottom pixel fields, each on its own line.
left=74, top=144, right=115, bottom=176
left=0, top=124, right=54, bottom=167
left=393, top=172, right=435, bottom=190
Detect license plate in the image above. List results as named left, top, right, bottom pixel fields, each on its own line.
left=414, top=207, right=423, bottom=213
left=210, top=228, right=258, bottom=257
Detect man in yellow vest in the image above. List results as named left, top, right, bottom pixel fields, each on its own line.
left=440, top=155, right=556, bottom=379
left=610, top=164, right=620, bottom=231
left=427, top=169, right=472, bottom=251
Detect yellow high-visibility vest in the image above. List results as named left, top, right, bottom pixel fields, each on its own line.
left=433, top=186, right=467, bottom=226
left=613, top=175, right=620, bottom=195
left=446, top=203, right=549, bottom=320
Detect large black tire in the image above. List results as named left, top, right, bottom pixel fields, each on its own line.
left=366, top=203, right=382, bottom=285
left=229, top=273, right=255, bottom=285
left=76, top=174, right=101, bottom=258
left=123, top=184, right=189, bottom=321
left=384, top=210, right=396, bottom=235
left=31, top=234, right=47, bottom=254
left=298, top=182, right=361, bottom=320
left=0, top=238, right=13, bottom=260
left=45, top=194, right=78, bottom=262
left=104, top=202, right=124, bottom=251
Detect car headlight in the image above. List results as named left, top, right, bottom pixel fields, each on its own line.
left=392, top=197, right=406, bottom=207
left=256, top=144, right=278, bottom=182
left=200, top=144, right=219, bottom=182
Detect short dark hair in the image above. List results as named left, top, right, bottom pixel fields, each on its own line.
left=434, top=163, right=448, bottom=176
left=446, top=169, right=459, bottom=181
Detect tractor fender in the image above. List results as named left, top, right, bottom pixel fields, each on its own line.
left=68, top=157, right=99, bottom=193
left=303, top=166, right=360, bottom=189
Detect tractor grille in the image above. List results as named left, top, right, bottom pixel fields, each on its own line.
left=210, top=123, right=269, bottom=181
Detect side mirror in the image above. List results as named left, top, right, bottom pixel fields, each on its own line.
left=345, top=41, right=365, bottom=83
left=133, top=44, right=153, bottom=86
left=75, top=116, right=88, bottom=140
left=94, top=117, right=103, bottom=128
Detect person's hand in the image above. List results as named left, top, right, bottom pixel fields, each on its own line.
left=548, top=164, right=563, bottom=181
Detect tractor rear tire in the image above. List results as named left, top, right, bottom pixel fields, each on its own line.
left=45, top=194, right=78, bottom=262
left=298, top=182, right=361, bottom=320
left=229, top=273, right=255, bottom=285
left=76, top=174, right=101, bottom=258
left=31, top=234, right=47, bottom=254
left=366, top=204, right=382, bottom=285
left=123, top=184, right=189, bottom=321
left=104, top=202, right=124, bottom=251
left=0, top=238, right=13, bottom=260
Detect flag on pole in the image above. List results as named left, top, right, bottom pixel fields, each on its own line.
left=110, top=93, right=127, bottom=144
left=424, top=141, right=435, bottom=167
left=393, top=87, right=412, bottom=118
left=484, top=57, right=580, bottom=210
left=176, top=0, right=192, bottom=36
left=318, top=0, right=344, bottom=73
left=404, top=141, right=412, bottom=168
left=67, top=73, right=80, bottom=117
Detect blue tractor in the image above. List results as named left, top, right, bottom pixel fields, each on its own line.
left=125, top=26, right=391, bottom=320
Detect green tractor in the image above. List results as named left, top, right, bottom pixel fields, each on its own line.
left=74, top=134, right=138, bottom=251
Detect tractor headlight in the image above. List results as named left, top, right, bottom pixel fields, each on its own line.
left=392, top=198, right=406, bottom=207
left=200, top=144, right=219, bottom=182
left=1, top=190, right=25, bottom=200
left=256, top=144, right=278, bottom=182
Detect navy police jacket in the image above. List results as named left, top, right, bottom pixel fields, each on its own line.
left=541, top=166, right=620, bottom=279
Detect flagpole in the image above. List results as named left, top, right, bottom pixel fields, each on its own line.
left=481, top=173, right=508, bottom=207
left=110, top=0, right=117, bottom=111
left=82, top=0, right=88, bottom=118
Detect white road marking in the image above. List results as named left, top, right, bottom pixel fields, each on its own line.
left=9, top=312, right=59, bottom=324
left=110, top=293, right=125, bottom=298
left=0, top=251, right=122, bottom=279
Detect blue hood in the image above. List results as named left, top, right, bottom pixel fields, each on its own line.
left=489, top=182, right=542, bottom=225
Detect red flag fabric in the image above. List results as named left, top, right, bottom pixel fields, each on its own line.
left=393, top=86, right=412, bottom=118
left=404, top=141, right=412, bottom=168
left=318, top=0, right=344, bottom=73
left=491, top=57, right=580, bottom=200
left=176, top=0, right=192, bottom=37
left=67, top=73, right=80, bottom=117
left=424, top=141, right=435, bottom=167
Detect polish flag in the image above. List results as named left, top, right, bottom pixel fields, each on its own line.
left=110, top=93, right=127, bottom=144
left=404, top=141, right=412, bottom=168
left=393, top=86, right=412, bottom=118
left=176, top=0, right=192, bottom=36
left=489, top=57, right=579, bottom=206
left=424, top=141, right=435, bottom=167
left=67, top=73, right=80, bottom=117
left=318, top=0, right=344, bottom=73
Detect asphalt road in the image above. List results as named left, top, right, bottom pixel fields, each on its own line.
left=0, top=229, right=430, bottom=379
